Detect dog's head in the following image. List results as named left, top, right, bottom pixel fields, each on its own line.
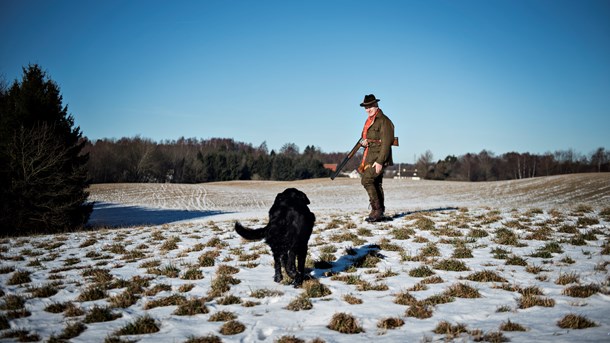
left=274, top=188, right=310, bottom=206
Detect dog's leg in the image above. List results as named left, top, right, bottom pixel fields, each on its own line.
left=272, top=251, right=283, bottom=283
left=292, top=248, right=308, bottom=287
left=284, top=250, right=297, bottom=279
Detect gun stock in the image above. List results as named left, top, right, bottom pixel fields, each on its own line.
left=330, top=139, right=362, bottom=180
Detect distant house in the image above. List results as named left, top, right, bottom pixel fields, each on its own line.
left=324, top=164, right=337, bottom=173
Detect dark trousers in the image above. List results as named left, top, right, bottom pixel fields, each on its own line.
left=361, top=167, right=384, bottom=210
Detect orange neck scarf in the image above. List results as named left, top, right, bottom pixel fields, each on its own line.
left=360, top=108, right=379, bottom=169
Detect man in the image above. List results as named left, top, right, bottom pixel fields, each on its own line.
left=358, top=94, right=395, bottom=222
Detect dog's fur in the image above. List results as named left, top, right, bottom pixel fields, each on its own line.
left=234, top=188, right=315, bottom=286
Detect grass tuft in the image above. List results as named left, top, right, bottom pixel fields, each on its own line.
left=327, top=313, right=364, bottom=334
left=557, top=314, right=598, bottom=329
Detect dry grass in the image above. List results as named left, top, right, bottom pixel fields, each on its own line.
left=327, top=313, right=364, bottom=334
left=557, top=314, right=598, bottom=329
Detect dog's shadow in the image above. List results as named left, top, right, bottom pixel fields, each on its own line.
left=310, top=244, right=384, bottom=279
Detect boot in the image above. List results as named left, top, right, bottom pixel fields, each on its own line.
left=366, top=199, right=383, bottom=222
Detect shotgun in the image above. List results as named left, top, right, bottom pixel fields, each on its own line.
left=330, top=137, right=399, bottom=180
left=330, top=139, right=363, bottom=180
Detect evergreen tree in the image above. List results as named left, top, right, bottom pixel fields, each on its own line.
left=0, top=65, right=92, bottom=235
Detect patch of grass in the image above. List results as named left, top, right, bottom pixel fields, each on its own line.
left=182, top=267, right=204, bottom=280
left=275, top=336, right=305, bottom=343
left=84, top=305, right=122, bottom=323
left=557, top=314, right=598, bottom=329
left=490, top=247, right=510, bottom=259
left=302, top=279, right=332, bottom=298
left=144, top=294, right=186, bottom=309
left=1, top=329, right=41, bottom=342
left=219, top=320, right=246, bottom=335
left=433, top=321, right=468, bottom=339
left=208, top=273, right=240, bottom=299
left=444, top=283, right=481, bottom=298
left=433, top=259, right=470, bottom=272
left=343, top=294, right=363, bottom=305
left=499, top=319, right=527, bottom=332
left=145, top=283, right=172, bottom=296
left=29, top=283, right=59, bottom=298
left=505, top=255, right=528, bottom=266
left=409, top=265, right=435, bottom=278
left=452, top=246, right=473, bottom=258
left=0, top=295, right=25, bottom=311
left=424, top=293, right=455, bottom=306
left=114, top=315, right=160, bottom=335
left=109, top=290, right=140, bottom=308
left=555, top=272, right=580, bottom=285
left=160, top=236, right=181, bottom=250
left=576, top=216, right=599, bottom=227
left=562, top=284, right=600, bottom=298
left=251, top=288, right=284, bottom=299
left=468, top=228, right=489, bottom=238
left=377, top=317, right=405, bottom=330
left=531, top=241, right=564, bottom=258
left=327, top=312, right=364, bottom=334
left=7, top=270, right=31, bottom=285
left=494, top=228, right=521, bottom=246
left=217, top=294, right=242, bottom=305
left=77, top=285, right=108, bottom=302
left=286, top=293, right=313, bottom=311
left=199, top=250, right=219, bottom=267
left=517, top=285, right=544, bottom=297
left=394, top=291, right=417, bottom=305
left=422, top=275, right=444, bottom=284
left=391, top=227, right=414, bottom=240
left=209, top=310, right=237, bottom=322
left=418, top=243, right=441, bottom=258
left=465, top=270, right=507, bottom=283
left=174, top=298, right=209, bottom=316
left=517, top=295, right=555, bottom=309
left=415, top=217, right=435, bottom=231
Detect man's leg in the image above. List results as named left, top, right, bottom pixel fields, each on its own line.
left=361, top=168, right=382, bottom=221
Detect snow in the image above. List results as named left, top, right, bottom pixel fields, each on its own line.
left=1, top=174, right=609, bottom=342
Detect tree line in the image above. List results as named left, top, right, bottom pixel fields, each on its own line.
left=413, top=148, right=609, bottom=181
left=83, top=137, right=355, bottom=183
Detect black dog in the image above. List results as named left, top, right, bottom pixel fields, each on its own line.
left=235, top=188, right=315, bottom=286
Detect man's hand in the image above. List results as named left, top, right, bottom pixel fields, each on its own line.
left=373, top=162, right=383, bottom=174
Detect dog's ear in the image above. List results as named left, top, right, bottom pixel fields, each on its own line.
left=299, top=191, right=310, bottom=205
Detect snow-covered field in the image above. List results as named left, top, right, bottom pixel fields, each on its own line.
left=1, top=174, right=609, bottom=342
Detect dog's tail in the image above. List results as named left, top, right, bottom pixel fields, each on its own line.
left=234, top=222, right=268, bottom=241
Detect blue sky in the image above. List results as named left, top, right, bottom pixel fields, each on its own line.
left=1, top=0, right=609, bottom=163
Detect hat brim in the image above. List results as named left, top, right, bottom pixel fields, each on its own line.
left=360, top=99, right=380, bottom=107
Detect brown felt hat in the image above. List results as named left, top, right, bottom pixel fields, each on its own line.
left=360, top=94, right=380, bottom=107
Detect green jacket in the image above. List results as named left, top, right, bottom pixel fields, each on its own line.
left=363, top=109, right=395, bottom=167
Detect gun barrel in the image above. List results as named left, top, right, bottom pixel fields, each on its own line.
left=330, top=139, right=362, bottom=180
